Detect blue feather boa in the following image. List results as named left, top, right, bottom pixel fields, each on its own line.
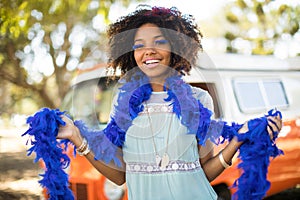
left=232, top=110, right=283, bottom=200
left=22, top=108, right=74, bottom=200
left=23, top=70, right=283, bottom=200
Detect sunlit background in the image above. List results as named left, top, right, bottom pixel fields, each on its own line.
left=0, top=0, right=300, bottom=198
left=1, top=0, right=300, bottom=127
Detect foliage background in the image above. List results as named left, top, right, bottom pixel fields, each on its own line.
left=0, top=0, right=299, bottom=124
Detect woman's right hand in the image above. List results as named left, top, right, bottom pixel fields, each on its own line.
left=57, top=115, right=82, bottom=145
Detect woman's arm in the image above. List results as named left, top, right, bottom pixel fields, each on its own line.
left=200, top=115, right=282, bottom=182
left=58, top=115, right=126, bottom=185
left=199, top=137, right=242, bottom=182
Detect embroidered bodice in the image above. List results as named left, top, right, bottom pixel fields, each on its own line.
left=121, top=88, right=218, bottom=200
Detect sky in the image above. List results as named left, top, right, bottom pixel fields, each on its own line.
left=109, top=0, right=230, bottom=22
left=134, top=0, right=229, bottom=20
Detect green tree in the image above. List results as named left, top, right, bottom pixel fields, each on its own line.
left=223, top=0, right=300, bottom=55
left=0, top=0, right=139, bottom=116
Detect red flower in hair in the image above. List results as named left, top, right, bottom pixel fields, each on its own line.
left=144, top=6, right=173, bottom=16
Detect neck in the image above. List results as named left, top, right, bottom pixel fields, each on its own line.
left=148, top=70, right=175, bottom=92
left=151, top=83, right=164, bottom=92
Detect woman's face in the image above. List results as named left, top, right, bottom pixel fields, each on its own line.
left=133, top=23, right=171, bottom=85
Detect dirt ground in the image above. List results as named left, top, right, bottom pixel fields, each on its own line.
left=0, top=126, right=41, bottom=199
left=2, top=152, right=300, bottom=200
left=0, top=152, right=41, bottom=200
left=0, top=127, right=299, bottom=200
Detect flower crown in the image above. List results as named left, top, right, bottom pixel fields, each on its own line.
left=140, top=5, right=180, bottom=17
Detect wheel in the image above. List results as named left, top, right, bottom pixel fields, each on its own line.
left=213, top=183, right=231, bottom=200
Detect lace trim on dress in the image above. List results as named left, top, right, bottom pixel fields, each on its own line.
left=126, top=160, right=201, bottom=174
left=139, top=104, right=173, bottom=114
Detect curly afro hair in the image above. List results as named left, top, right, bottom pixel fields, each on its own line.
left=106, top=4, right=203, bottom=77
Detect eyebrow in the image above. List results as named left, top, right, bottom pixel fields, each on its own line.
left=133, top=35, right=165, bottom=43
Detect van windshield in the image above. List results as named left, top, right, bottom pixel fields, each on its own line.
left=61, top=77, right=118, bottom=129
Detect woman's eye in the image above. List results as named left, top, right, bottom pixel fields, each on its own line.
left=132, top=44, right=144, bottom=50
left=154, top=39, right=168, bottom=45
left=132, top=39, right=168, bottom=50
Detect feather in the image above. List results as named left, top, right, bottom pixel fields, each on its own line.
left=22, top=108, right=74, bottom=200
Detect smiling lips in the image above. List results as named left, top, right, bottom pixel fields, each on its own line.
left=144, top=59, right=160, bottom=68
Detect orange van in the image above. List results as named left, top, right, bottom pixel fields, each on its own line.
left=52, top=53, right=300, bottom=200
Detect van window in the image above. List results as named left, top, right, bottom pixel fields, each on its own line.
left=190, top=82, right=221, bottom=118
left=233, top=79, right=289, bottom=113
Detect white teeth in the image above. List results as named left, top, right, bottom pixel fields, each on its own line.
left=145, top=60, right=159, bottom=64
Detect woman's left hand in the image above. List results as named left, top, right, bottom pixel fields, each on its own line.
left=267, top=114, right=283, bottom=140
left=238, top=113, right=283, bottom=140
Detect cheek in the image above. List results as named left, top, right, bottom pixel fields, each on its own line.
left=164, top=52, right=171, bottom=65
left=134, top=51, right=143, bottom=66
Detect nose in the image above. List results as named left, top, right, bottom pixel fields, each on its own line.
left=145, top=48, right=156, bottom=56
left=144, top=44, right=157, bottom=55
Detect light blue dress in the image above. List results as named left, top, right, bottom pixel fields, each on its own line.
left=122, top=87, right=218, bottom=200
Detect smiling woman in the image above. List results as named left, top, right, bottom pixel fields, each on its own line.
left=59, top=5, right=281, bottom=200
left=23, top=4, right=283, bottom=200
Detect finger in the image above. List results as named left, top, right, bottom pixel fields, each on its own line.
left=276, top=115, right=283, bottom=129
left=61, top=115, right=74, bottom=126
left=267, top=116, right=282, bottom=131
left=238, top=121, right=249, bottom=134
left=268, top=123, right=279, bottom=137
left=267, top=126, right=274, bottom=140
left=268, top=117, right=280, bottom=131
left=267, top=117, right=282, bottom=140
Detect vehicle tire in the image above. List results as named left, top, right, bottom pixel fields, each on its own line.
left=213, top=183, right=231, bottom=200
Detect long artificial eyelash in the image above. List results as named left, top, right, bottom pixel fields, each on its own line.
left=132, top=44, right=144, bottom=50
left=155, top=39, right=168, bottom=44
left=132, top=39, right=168, bottom=50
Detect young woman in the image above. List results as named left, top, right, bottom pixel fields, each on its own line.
left=58, top=5, right=282, bottom=200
